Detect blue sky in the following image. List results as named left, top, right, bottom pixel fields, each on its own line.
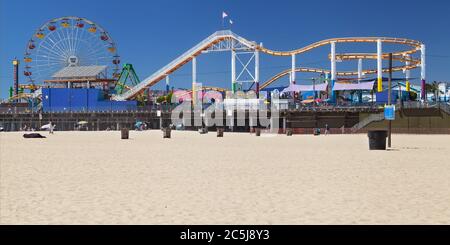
left=1, top=0, right=450, bottom=99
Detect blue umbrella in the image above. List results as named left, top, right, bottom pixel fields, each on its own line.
left=135, top=121, right=143, bottom=128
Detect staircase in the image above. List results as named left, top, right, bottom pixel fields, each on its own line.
left=351, top=112, right=385, bottom=133
left=440, top=103, right=450, bottom=115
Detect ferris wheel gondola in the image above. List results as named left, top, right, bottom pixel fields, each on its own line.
left=23, top=16, right=120, bottom=86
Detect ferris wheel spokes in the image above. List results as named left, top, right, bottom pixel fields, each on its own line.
left=24, top=16, right=120, bottom=85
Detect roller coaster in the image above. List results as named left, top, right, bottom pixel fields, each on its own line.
left=112, top=30, right=425, bottom=101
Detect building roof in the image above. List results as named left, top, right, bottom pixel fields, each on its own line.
left=52, top=66, right=107, bottom=79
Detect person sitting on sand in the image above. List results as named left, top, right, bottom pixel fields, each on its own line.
left=23, top=133, right=46, bottom=139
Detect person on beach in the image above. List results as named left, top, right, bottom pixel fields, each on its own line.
left=49, top=122, right=54, bottom=134
left=325, top=124, right=330, bottom=135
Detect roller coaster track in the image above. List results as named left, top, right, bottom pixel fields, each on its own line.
left=113, top=30, right=423, bottom=101
left=6, top=94, right=33, bottom=102
left=112, top=31, right=254, bottom=101
left=1, top=89, right=42, bottom=106
left=333, top=53, right=419, bottom=64
left=5, top=91, right=42, bottom=102
left=260, top=64, right=418, bottom=90
left=257, top=37, right=421, bottom=56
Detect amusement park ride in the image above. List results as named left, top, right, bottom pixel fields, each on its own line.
left=7, top=16, right=427, bottom=110
left=8, top=16, right=120, bottom=103
left=110, top=31, right=425, bottom=102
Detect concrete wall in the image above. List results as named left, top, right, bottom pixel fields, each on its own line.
left=360, top=111, right=450, bottom=134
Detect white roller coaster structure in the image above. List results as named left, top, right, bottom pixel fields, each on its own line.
left=112, top=30, right=425, bottom=101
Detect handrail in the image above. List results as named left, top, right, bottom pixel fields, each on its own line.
left=351, top=112, right=385, bottom=133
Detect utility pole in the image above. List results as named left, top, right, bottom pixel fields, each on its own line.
left=398, top=73, right=402, bottom=110
left=388, top=53, right=393, bottom=148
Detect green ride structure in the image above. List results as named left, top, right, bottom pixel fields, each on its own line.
left=114, top=63, right=147, bottom=104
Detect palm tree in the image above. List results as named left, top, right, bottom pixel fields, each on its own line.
left=426, top=81, right=442, bottom=102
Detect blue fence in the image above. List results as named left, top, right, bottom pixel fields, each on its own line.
left=42, top=88, right=137, bottom=112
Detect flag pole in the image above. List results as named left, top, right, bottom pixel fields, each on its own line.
left=221, top=11, right=225, bottom=30
left=222, top=12, right=228, bottom=30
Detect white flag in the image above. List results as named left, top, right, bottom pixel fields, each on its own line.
left=229, top=19, right=233, bottom=25
left=222, top=12, right=228, bottom=19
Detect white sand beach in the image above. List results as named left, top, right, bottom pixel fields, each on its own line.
left=0, top=131, right=449, bottom=225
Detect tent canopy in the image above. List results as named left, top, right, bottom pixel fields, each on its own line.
left=282, top=82, right=328, bottom=93
left=333, top=81, right=374, bottom=91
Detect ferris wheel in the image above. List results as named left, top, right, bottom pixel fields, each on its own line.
left=23, top=16, right=120, bottom=85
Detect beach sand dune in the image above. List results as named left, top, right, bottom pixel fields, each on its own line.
left=1, top=131, right=449, bottom=224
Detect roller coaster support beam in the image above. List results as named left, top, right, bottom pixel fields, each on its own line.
left=377, top=39, right=383, bottom=92
left=166, top=75, right=170, bottom=93
left=325, top=73, right=331, bottom=100
left=421, top=44, right=426, bottom=100
left=231, top=50, right=236, bottom=93
left=255, top=50, right=260, bottom=96
left=358, top=59, right=363, bottom=103
left=291, top=54, right=296, bottom=84
left=192, top=57, right=197, bottom=104
left=405, top=55, right=411, bottom=92
left=330, top=41, right=337, bottom=103
left=358, top=59, right=363, bottom=80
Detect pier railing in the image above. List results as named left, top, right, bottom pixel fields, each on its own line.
left=1, top=101, right=449, bottom=115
